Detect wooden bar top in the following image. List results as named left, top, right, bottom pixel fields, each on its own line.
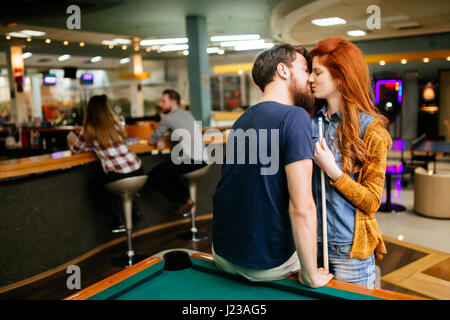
left=0, top=132, right=228, bottom=180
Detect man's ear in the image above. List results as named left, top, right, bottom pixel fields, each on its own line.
left=276, top=63, right=290, bottom=80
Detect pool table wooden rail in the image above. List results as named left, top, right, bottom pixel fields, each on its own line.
left=64, top=252, right=428, bottom=300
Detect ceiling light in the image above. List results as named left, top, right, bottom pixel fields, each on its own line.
left=7, top=32, right=28, bottom=38
left=423, top=57, right=429, bottom=63
left=207, top=47, right=219, bottom=54
left=5, top=35, right=11, bottom=40
left=379, top=60, right=386, bottom=66
left=26, top=37, right=32, bottom=42
left=140, top=38, right=188, bottom=46
left=134, top=46, right=140, bottom=51
left=160, top=44, right=189, bottom=52
left=347, top=30, right=366, bottom=37
left=79, top=42, right=85, bottom=47
left=238, top=69, right=244, bottom=75
left=113, top=38, right=132, bottom=45
left=108, top=44, right=114, bottom=49
left=22, top=52, right=32, bottom=59
left=401, top=59, right=407, bottom=64
left=21, top=30, right=46, bottom=37
left=220, top=40, right=265, bottom=47
left=90, top=56, right=102, bottom=63
left=58, top=54, right=71, bottom=62
left=157, top=49, right=162, bottom=53
left=311, top=17, right=346, bottom=27
left=218, top=49, right=224, bottom=55
left=121, top=45, right=127, bottom=50
left=45, top=38, right=51, bottom=44
left=397, top=235, right=404, bottom=241
left=447, top=56, right=450, bottom=61
left=63, top=40, right=69, bottom=46
left=210, top=34, right=260, bottom=42
left=120, top=57, right=130, bottom=64
left=234, top=42, right=274, bottom=51
left=145, top=47, right=151, bottom=52
left=183, top=50, right=189, bottom=56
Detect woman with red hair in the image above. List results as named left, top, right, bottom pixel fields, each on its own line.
left=308, top=36, right=392, bottom=288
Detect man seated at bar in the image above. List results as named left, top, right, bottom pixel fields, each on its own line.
left=69, top=95, right=145, bottom=231
left=147, top=89, right=206, bottom=215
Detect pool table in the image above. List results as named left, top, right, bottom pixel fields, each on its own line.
left=65, top=249, right=425, bottom=300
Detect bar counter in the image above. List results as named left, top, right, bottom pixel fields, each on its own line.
left=0, top=132, right=227, bottom=289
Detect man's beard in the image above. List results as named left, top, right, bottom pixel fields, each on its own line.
left=289, top=81, right=315, bottom=112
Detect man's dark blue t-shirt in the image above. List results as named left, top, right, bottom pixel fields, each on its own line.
left=212, top=101, right=314, bottom=270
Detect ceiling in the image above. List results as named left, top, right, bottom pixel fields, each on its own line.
left=0, top=0, right=449, bottom=68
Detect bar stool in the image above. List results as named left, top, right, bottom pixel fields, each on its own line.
left=177, top=164, right=211, bottom=241
left=104, top=175, right=148, bottom=267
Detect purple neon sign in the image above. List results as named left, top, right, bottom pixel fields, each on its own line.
left=375, top=79, right=403, bottom=105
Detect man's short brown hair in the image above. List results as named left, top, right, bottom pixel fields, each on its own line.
left=162, top=89, right=181, bottom=105
left=251, top=44, right=309, bottom=92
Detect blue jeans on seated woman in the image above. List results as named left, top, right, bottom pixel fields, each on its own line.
left=318, top=243, right=375, bottom=288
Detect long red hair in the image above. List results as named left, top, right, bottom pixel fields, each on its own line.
left=308, top=37, right=388, bottom=174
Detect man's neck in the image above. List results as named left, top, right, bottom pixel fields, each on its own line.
left=256, top=82, right=293, bottom=106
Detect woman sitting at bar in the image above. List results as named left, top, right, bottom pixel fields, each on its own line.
left=69, top=94, right=145, bottom=231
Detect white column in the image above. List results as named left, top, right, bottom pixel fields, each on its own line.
left=30, top=74, right=43, bottom=119
left=6, top=46, right=28, bottom=125
left=129, top=54, right=144, bottom=117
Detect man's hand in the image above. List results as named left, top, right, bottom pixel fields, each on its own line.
left=298, top=268, right=333, bottom=288
left=156, top=139, right=166, bottom=151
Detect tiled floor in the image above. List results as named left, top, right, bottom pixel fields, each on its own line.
left=376, top=161, right=450, bottom=254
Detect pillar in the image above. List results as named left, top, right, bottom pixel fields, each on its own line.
left=6, top=46, right=28, bottom=125
left=186, top=15, right=211, bottom=127
left=130, top=54, right=144, bottom=117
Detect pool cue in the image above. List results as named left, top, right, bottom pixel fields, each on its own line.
left=318, top=117, right=329, bottom=270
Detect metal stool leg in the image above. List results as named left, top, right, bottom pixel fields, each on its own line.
left=177, top=182, right=209, bottom=241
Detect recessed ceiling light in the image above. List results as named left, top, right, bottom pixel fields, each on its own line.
left=7, top=32, right=28, bottom=38
left=121, top=45, right=127, bottom=50
left=45, top=38, right=51, bottom=44
left=58, top=54, right=71, bottom=61
left=220, top=40, right=265, bottom=47
left=234, top=42, right=274, bottom=51
left=21, top=30, right=46, bottom=37
left=160, top=44, right=189, bottom=52
left=120, top=57, right=130, bottom=64
left=207, top=47, right=219, bottom=54
left=63, top=40, right=69, bottom=46
left=26, top=37, right=32, bottom=42
left=183, top=50, right=189, bottom=56
left=347, top=30, right=366, bottom=37
left=113, top=38, right=132, bottom=45
left=218, top=49, right=224, bottom=55
left=108, top=44, right=114, bottom=49
left=311, top=17, right=346, bottom=27
left=79, top=42, right=85, bottom=47
left=22, top=52, right=32, bottom=59
left=134, top=46, right=140, bottom=51
left=379, top=60, right=386, bottom=66
left=145, top=47, right=151, bottom=52
left=90, top=56, right=102, bottom=63
left=140, top=37, right=188, bottom=46
left=401, top=59, right=407, bottom=64
left=210, top=34, right=260, bottom=42
left=5, top=35, right=11, bottom=40
left=423, top=57, right=430, bottom=63
left=447, top=56, right=450, bottom=61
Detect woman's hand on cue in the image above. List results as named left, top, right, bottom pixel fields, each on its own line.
left=314, top=138, right=342, bottom=181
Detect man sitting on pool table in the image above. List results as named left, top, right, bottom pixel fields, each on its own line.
left=212, top=44, right=333, bottom=288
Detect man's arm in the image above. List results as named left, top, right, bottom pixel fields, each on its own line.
left=148, top=116, right=171, bottom=145
left=285, top=159, right=333, bottom=288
